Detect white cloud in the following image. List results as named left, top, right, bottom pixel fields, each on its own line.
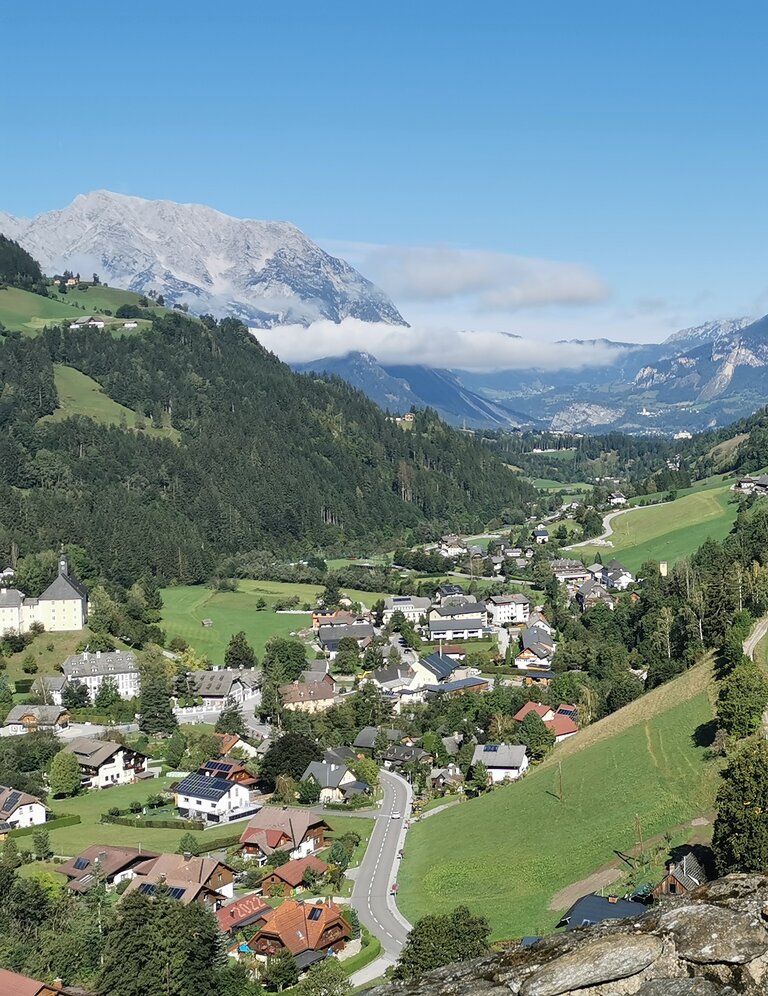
left=332, top=242, right=609, bottom=311
left=252, top=318, right=629, bottom=373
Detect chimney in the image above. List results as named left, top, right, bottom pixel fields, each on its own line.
left=98, top=850, right=107, bottom=864
left=96, top=650, right=101, bottom=659
left=607, top=895, right=618, bottom=904
left=183, top=851, right=192, bottom=861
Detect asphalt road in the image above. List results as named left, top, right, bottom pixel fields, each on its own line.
left=744, top=615, right=768, bottom=660
left=350, top=769, right=413, bottom=974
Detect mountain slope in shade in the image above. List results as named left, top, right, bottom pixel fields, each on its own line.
left=0, top=191, right=408, bottom=328
left=293, top=352, right=539, bottom=428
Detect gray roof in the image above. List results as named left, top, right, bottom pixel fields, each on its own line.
left=429, top=618, right=485, bottom=634
left=432, top=602, right=487, bottom=618
left=176, top=772, right=238, bottom=801
left=420, top=652, right=458, bottom=680
left=318, top=623, right=374, bottom=645
left=472, top=743, right=527, bottom=769
left=371, top=663, right=415, bottom=686
left=487, top=594, right=530, bottom=606
left=34, top=674, right=67, bottom=693
left=352, top=726, right=404, bottom=750
left=190, top=669, right=259, bottom=697
left=63, top=651, right=138, bottom=678
left=4, top=704, right=67, bottom=726
left=384, top=596, right=431, bottom=611
left=302, top=761, right=351, bottom=789
left=666, top=852, right=706, bottom=891
left=381, top=744, right=429, bottom=764
left=0, top=588, right=24, bottom=608
left=38, top=573, right=87, bottom=601
left=557, top=894, right=646, bottom=930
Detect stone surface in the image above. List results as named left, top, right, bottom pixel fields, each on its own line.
left=519, top=936, right=664, bottom=996
left=659, top=904, right=768, bottom=964
left=638, top=981, right=736, bottom=996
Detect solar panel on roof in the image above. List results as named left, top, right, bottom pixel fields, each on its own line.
left=139, top=883, right=156, bottom=896
left=74, top=856, right=90, bottom=870
left=4, top=791, right=21, bottom=811
left=167, top=887, right=186, bottom=901
left=308, top=907, right=322, bottom=920
left=483, top=745, right=499, bottom=752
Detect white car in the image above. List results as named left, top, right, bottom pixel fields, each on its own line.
left=391, top=811, right=402, bottom=819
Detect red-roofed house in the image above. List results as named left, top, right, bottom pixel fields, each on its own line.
left=215, top=894, right=273, bottom=936
left=0, top=968, right=65, bottom=995
left=261, top=855, right=328, bottom=896
left=239, top=808, right=329, bottom=864
left=514, top=702, right=579, bottom=743
left=249, top=898, right=351, bottom=970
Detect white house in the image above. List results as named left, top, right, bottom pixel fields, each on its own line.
left=3, top=704, right=70, bottom=736
left=61, top=650, right=140, bottom=700
left=471, top=743, right=529, bottom=783
left=486, top=594, right=530, bottom=626
left=186, top=668, right=261, bottom=708
left=438, top=534, right=468, bottom=558
left=600, top=560, right=635, bottom=591
left=63, top=737, right=148, bottom=789
left=300, top=761, right=366, bottom=803
left=382, top=595, right=431, bottom=626
left=0, top=786, right=48, bottom=829
left=609, top=493, right=627, bottom=507
left=0, top=554, right=87, bottom=635
left=533, top=525, right=550, bottom=544
left=174, top=772, right=254, bottom=825
left=69, top=315, right=105, bottom=330
left=428, top=618, right=485, bottom=641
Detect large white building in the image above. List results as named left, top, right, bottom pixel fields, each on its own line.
left=61, top=651, right=140, bottom=700
left=0, top=786, right=48, bottom=830
left=63, top=737, right=148, bottom=789
left=486, top=594, right=530, bottom=626
left=0, top=554, right=87, bottom=634
left=382, top=595, right=431, bottom=626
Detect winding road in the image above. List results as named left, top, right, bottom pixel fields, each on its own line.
left=349, top=769, right=413, bottom=984
left=565, top=501, right=670, bottom=550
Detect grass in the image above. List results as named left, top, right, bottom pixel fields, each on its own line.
left=159, top=581, right=388, bottom=661
left=3, top=627, right=127, bottom=692
left=0, top=285, right=169, bottom=336
left=398, top=661, right=720, bottom=939
left=40, top=365, right=179, bottom=441
left=530, top=479, right=591, bottom=493
left=576, top=481, right=737, bottom=573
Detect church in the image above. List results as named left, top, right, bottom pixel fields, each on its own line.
left=0, top=554, right=88, bottom=634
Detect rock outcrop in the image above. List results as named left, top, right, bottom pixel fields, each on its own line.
left=372, top=875, right=768, bottom=996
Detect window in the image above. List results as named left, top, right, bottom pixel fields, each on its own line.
left=308, top=907, right=322, bottom=921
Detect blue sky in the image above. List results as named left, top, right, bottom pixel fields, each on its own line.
left=2, top=0, right=767, bottom=344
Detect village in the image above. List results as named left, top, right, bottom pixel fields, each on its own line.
left=0, top=524, right=705, bottom=996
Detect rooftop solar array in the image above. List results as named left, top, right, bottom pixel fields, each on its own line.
left=74, top=856, right=90, bottom=870
left=176, top=772, right=233, bottom=801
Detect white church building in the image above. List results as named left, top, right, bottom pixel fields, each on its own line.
left=0, top=554, right=88, bottom=634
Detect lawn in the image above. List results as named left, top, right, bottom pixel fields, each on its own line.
left=0, top=287, right=79, bottom=332
left=398, top=661, right=720, bottom=939
left=159, top=581, right=388, bottom=661
left=3, top=627, right=120, bottom=692
left=530, top=479, right=591, bottom=493
left=576, top=482, right=737, bottom=573
left=40, top=365, right=178, bottom=441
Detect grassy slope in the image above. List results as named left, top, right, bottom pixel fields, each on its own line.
left=40, top=364, right=178, bottom=441
left=0, top=285, right=169, bottom=335
left=159, top=581, right=388, bottom=661
left=577, top=482, right=737, bottom=573
left=398, top=661, right=719, bottom=939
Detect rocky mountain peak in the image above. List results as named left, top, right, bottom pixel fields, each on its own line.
left=0, top=190, right=408, bottom=329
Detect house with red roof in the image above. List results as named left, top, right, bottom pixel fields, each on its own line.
left=238, top=808, right=330, bottom=864
left=261, top=855, right=328, bottom=896
left=215, top=894, right=273, bottom=936
left=248, top=898, right=351, bottom=972
left=513, top=702, right=579, bottom=742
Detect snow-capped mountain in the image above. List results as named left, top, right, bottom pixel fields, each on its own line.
left=0, top=191, right=408, bottom=328
left=662, top=317, right=753, bottom=350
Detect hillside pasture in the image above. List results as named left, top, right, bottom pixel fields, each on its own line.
left=159, top=580, right=388, bottom=661
left=0, top=287, right=79, bottom=332
left=398, top=661, right=719, bottom=939
left=577, top=482, right=737, bottom=572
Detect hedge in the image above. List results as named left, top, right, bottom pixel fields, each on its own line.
left=198, top=831, right=243, bottom=852
left=10, top=814, right=81, bottom=838
left=101, top=814, right=205, bottom=830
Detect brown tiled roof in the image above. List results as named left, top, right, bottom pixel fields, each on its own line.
left=280, top=681, right=334, bottom=705
left=59, top=845, right=158, bottom=892
left=0, top=968, right=63, bottom=995
left=240, top=808, right=329, bottom=852
left=0, top=785, right=46, bottom=819
left=213, top=732, right=241, bottom=755
left=268, top=855, right=328, bottom=888
left=253, top=899, right=350, bottom=955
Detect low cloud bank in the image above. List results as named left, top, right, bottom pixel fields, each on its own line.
left=252, top=319, right=630, bottom=373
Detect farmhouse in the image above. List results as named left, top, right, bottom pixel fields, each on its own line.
left=239, top=809, right=330, bottom=863
left=609, top=492, right=628, bottom=506
left=124, top=852, right=235, bottom=905
left=187, top=668, right=260, bottom=708
left=486, top=593, right=530, bottom=626
left=0, top=554, right=87, bottom=634
left=3, top=705, right=70, bottom=736
left=213, top=731, right=260, bottom=759
left=260, top=855, right=329, bottom=896
left=438, top=534, right=467, bottom=557
left=311, top=609, right=358, bottom=631
left=63, top=737, right=148, bottom=789
left=174, top=771, right=255, bottom=824
left=60, top=844, right=158, bottom=893
left=69, top=315, right=105, bottom=329
left=247, top=898, right=351, bottom=967
left=0, top=786, right=48, bottom=830
left=472, top=743, right=529, bottom=783
left=61, top=650, right=140, bottom=700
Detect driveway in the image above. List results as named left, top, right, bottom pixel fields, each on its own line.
left=349, top=769, right=413, bottom=984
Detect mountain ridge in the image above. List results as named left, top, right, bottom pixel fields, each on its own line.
left=0, top=190, right=408, bottom=328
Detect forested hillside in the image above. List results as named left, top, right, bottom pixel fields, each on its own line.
left=0, top=234, right=48, bottom=296
left=0, top=314, right=535, bottom=585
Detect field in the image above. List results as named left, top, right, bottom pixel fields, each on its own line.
left=0, top=285, right=170, bottom=336
left=160, top=581, right=388, bottom=660
left=44, top=778, right=370, bottom=858
left=398, top=661, right=720, bottom=939
left=576, top=480, right=737, bottom=573
left=2, top=627, right=132, bottom=693
left=40, top=364, right=178, bottom=441
left=530, top=478, right=591, bottom=493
